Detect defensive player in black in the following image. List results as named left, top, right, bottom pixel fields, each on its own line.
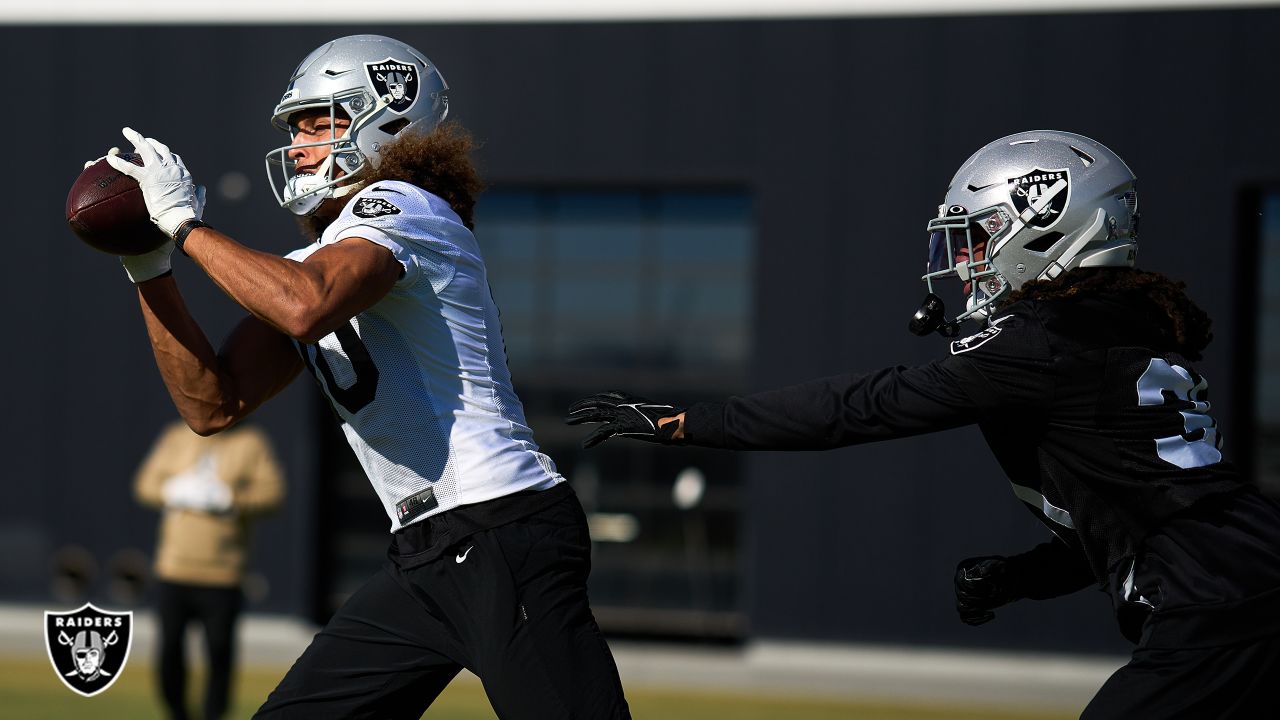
left=568, top=131, right=1280, bottom=718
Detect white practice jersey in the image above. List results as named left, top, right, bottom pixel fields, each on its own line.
left=286, top=181, right=563, bottom=531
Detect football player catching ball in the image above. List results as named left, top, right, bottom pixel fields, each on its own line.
left=569, top=131, right=1280, bottom=718
left=106, top=34, right=630, bottom=719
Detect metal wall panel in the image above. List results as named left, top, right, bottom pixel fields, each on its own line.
left=5, top=9, right=1277, bottom=654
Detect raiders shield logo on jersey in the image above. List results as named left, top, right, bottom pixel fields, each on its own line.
left=951, top=315, right=1013, bottom=355
left=1007, top=168, right=1070, bottom=229
left=353, top=197, right=402, bottom=219
left=365, top=58, right=420, bottom=115
left=44, top=603, right=133, bottom=697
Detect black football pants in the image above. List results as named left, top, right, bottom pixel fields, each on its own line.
left=1082, top=629, right=1280, bottom=719
left=155, top=580, right=243, bottom=720
left=254, top=492, right=630, bottom=719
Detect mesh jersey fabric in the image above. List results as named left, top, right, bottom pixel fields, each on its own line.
left=287, top=181, right=562, bottom=531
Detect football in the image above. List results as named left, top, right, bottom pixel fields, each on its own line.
left=66, top=154, right=168, bottom=256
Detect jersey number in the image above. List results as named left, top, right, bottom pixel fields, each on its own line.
left=1135, top=358, right=1222, bottom=470
left=301, top=321, right=379, bottom=415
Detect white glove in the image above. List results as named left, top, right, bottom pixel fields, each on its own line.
left=105, top=127, right=203, bottom=238
left=121, top=240, right=176, bottom=283
left=162, top=469, right=233, bottom=514
left=119, top=181, right=205, bottom=283
left=83, top=147, right=120, bottom=169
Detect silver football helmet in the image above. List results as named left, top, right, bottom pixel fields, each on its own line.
left=265, top=34, right=450, bottom=215
left=910, top=131, right=1139, bottom=336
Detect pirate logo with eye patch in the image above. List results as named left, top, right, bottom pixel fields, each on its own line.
left=365, top=58, right=420, bottom=115
left=353, top=197, right=402, bottom=219
left=44, top=603, right=133, bottom=697
left=1008, top=168, right=1070, bottom=229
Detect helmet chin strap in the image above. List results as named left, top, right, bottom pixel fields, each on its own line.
left=284, top=154, right=370, bottom=215
left=283, top=157, right=336, bottom=216
left=332, top=183, right=361, bottom=200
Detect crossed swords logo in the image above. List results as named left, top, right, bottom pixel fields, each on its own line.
left=45, top=604, right=133, bottom=697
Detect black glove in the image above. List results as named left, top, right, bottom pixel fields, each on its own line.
left=954, top=556, right=1021, bottom=626
left=565, top=391, right=685, bottom=449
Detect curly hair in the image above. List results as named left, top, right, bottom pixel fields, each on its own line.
left=1007, top=267, right=1214, bottom=360
left=299, top=122, right=485, bottom=239
left=361, top=121, right=485, bottom=229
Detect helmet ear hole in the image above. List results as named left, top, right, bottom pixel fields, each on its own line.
left=1024, top=232, right=1064, bottom=253
left=1069, top=145, right=1095, bottom=166
left=379, top=118, right=410, bottom=136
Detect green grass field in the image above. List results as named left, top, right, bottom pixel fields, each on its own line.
left=0, top=656, right=1076, bottom=720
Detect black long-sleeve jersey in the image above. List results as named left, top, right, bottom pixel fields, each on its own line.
left=683, top=293, right=1280, bottom=644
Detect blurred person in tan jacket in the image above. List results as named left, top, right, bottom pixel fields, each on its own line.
left=135, top=420, right=284, bottom=720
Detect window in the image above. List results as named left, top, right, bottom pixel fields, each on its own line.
left=1255, top=191, right=1280, bottom=495
left=480, top=188, right=755, bottom=638
left=480, top=190, right=754, bottom=379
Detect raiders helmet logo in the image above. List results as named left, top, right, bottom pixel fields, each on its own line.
left=353, top=197, right=402, bottom=219
left=365, top=58, right=421, bottom=115
left=1007, top=168, right=1070, bottom=229
left=44, top=603, right=133, bottom=697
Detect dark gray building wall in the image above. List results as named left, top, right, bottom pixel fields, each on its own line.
left=4, top=9, right=1277, bottom=655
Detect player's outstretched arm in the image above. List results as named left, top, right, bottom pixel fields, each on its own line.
left=570, top=361, right=986, bottom=452
left=137, top=277, right=303, bottom=435
left=565, top=392, right=686, bottom=448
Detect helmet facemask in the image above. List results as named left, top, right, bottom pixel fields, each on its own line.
left=265, top=90, right=389, bottom=216
left=914, top=205, right=1014, bottom=336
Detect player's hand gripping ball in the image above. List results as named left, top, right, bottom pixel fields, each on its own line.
left=65, top=152, right=170, bottom=256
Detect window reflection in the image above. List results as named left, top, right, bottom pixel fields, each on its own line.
left=479, top=188, right=755, bottom=638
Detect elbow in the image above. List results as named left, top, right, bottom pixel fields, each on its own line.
left=279, top=303, right=338, bottom=344
left=185, top=419, right=221, bottom=437
left=185, top=414, right=233, bottom=437
left=292, top=325, right=336, bottom=346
